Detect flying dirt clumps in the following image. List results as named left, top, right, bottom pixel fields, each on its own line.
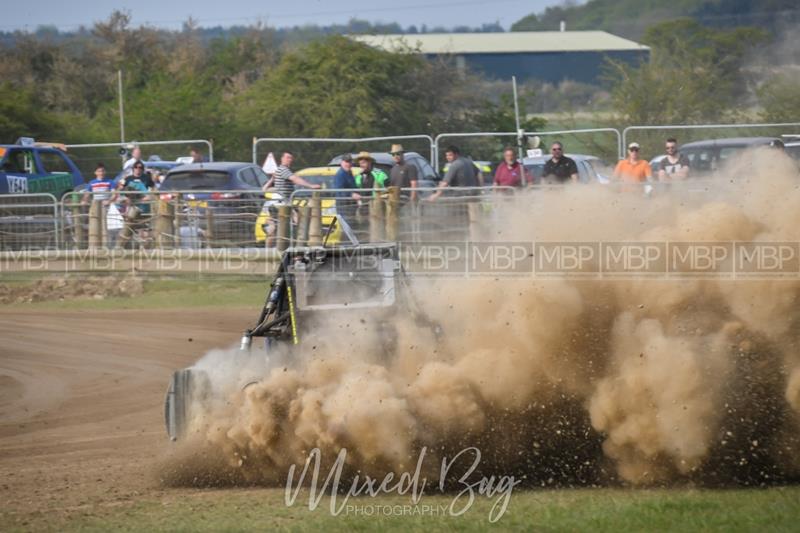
left=168, top=148, right=800, bottom=487
left=0, top=275, right=144, bottom=304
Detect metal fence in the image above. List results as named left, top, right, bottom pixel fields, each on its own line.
left=252, top=135, right=436, bottom=170
left=64, top=139, right=214, bottom=177
left=286, top=186, right=517, bottom=247
left=434, top=128, right=623, bottom=171
left=0, top=176, right=766, bottom=252
left=621, top=123, right=800, bottom=160
left=0, top=194, right=61, bottom=251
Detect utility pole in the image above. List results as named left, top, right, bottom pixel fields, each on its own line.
left=512, top=76, right=526, bottom=185
left=118, top=69, right=125, bottom=146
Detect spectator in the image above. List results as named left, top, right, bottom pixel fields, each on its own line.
left=354, top=152, right=388, bottom=190
left=493, top=146, right=529, bottom=188
left=122, top=145, right=143, bottom=172
left=262, top=151, right=320, bottom=199
left=542, top=142, right=578, bottom=184
left=189, top=147, right=205, bottom=163
left=614, top=143, right=653, bottom=183
left=333, top=154, right=360, bottom=222
left=115, top=179, right=152, bottom=249
left=388, top=144, right=418, bottom=202
left=658, top=138, right=690, bottom=181
left=427, top=145, right=478, bottom=201
left=82, top=163, right=115, bottom=205
left=119, top=161, right=156, bottom=190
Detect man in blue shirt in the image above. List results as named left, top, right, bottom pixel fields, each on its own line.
left=333, top=154, right=361, bottom=223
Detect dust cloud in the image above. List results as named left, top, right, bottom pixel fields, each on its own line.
left=162, top=148, right=800, bottom=487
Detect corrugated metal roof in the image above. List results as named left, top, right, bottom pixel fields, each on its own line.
left=350, top=31, right=649, bottom=54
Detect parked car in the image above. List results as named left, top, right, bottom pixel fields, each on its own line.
left=0, top=138, right=84, bottom=197
left=159, top=162, right=269, bottom=246
left=678, top=137, right=785, bottom=175
left=329, top=151, right=438, bottom=182
left=522, top=154, right=608, bottom=184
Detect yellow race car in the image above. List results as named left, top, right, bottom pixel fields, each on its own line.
left=255, top=166, right=348, bottom=245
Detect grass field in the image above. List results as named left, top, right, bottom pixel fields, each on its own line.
left=4, top=487, right=800, bottom=532
left=0, top=276, right=268, bottom=310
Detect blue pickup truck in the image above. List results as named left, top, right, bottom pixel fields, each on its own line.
left=0, top=138, right=84, bottom=197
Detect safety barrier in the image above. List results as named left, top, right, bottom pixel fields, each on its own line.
left=287, top=186, right=517, bottom=248
left=252, top=135, right=436, bottom=171
left=0, top=193, right=61, bottom=251
left=64, top=139, right=214, bottom=177
left=621, top=123, right=800, bottom=160
left=434, top=129, right=623, bottom=171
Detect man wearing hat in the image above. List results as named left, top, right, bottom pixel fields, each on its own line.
left=389, top=144, right=418, bottom=202
left=333, top=154, right=360, bottom=223
left=614, top=142, right=652, bottom=183
left=354, top=151, right=388, bottom=190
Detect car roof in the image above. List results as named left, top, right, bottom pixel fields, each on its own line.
left=329, top=151, right=426, bottom=166
left=297, top=166, right=339, bottom=176
left=680, top=137, right=782, bottom=149
left=166, top=162, right=254, bottom=173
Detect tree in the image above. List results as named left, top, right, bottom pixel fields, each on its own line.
left=606, top=18, right=768, bottom=125
left=232, top=36, right=481, bottom=142
left=758, top=73, right=800, bottom=122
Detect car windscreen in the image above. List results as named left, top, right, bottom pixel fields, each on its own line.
left=162, top=171, right=231, bottom=189
left=298, top=173, right=336, bottom=188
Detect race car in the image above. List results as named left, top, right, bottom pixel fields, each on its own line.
left=0, top=138, right=84, bottom=196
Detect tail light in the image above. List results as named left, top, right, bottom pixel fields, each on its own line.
left=211, top=192, right=240, bottom=200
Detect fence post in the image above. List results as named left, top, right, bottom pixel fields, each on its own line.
left=308, top=193, right=322, bottom=246
left=100, top=202, right=108, bottom=248
left=70, top=193, right=84, bottom=248
left=155, top=198, right=175, bottom=248
left=468, top=201, right=481, bottom=242
left=370, top=193, right=385, bottom=242
left=88, top=199, right=102, bottom=249
left=296, top=205, right=310, bottom=247
left=173, top=194, right=182, bottom=248
left=205, top=207, right=214, bottom=245
left=277, top=204, right=291, bottom=252
left=385, top=186, right=400, bottom=242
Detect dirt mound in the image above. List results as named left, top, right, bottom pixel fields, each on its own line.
left=0, top=275, right=144, bottom=304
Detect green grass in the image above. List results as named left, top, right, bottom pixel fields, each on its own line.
left=3, top=487, right=800, bottom=532
left=0, top=277, right=268, bottom=311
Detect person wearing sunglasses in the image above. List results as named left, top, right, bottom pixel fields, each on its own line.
left=389, top=144, right=419, bottom=203
left=542, top=141, right=578, bottom=184
left=119, top=161, right=156, bottom=190
left=657, top=138, right=690, bottom=181
left=614, top=142, right=652, bottom=183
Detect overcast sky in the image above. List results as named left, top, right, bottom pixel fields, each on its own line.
left=1, top=0, right=569, bottom=32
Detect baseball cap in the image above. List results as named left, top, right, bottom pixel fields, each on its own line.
left=628, top=142, right=641, bottom=150
left=341, top=154, right=353, bottom=162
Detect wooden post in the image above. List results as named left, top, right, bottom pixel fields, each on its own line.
left=385, top=186, right=401, bottom=242
left=155, top=198, right=175, bottom=248
left=205, top=206, right=214, bottom=246
left=100, top=202, right=108, bottom=248
left=88, top=199, right=102, bottom=249
left=307, top=192, right=322, bottom=246
left=468, top=202, right=481, bottom=242
left=369, top=193, right=385, bottom=242
left=296, top=205, right=310, bottom=247
left=172, top=194, right=182, bottom=248
left=71, top=193, right=85, bottom=248
left=277, top=204, right=291, bottom=251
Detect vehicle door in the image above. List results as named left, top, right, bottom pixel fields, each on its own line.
left=34, top=149, right=82, bottom=196
left=0, top=147, right=44, bottom=194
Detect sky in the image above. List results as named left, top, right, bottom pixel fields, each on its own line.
left=0, top=0, right=567, bottom=32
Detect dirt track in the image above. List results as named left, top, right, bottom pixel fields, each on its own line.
left=0, top=307, right=252, bottom=517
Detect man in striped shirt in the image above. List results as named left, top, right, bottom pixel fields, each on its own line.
left=262, top=151, right=320, bottom=200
